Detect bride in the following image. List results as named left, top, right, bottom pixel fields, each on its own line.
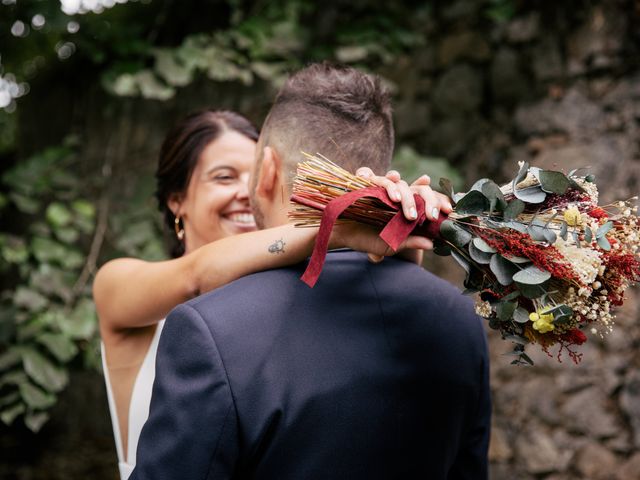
left=93, top=109, right=450, bottom=479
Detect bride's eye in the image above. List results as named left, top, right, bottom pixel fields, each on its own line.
left=210, top=169, right=237, bottom=183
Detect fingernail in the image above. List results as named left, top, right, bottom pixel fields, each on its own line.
left=409, top=207, right=417, bottom=219
left=431, top=207, right=439, bottom=219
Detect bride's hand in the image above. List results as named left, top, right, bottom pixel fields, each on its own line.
left=355, top=167, right=453, bottom=221
left=355, top=167, right=454, bottom=263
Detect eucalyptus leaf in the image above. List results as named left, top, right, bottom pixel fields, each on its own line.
left=596, top=221, right=614, bottom=238
left=20, top=348, right=68, bottom=392
left=496, top=301, right=517, bottom=321
left=504, top=199, right=525, bottom=221
left=451, top=250, right=471, bottom=274
left=469, top=241, right=493, bottom=264
left=597, top=236, right=611, bottom=251
left=454, top=190, right=489, bottom=215
left=470, top=178, right=490, bottom=192
left=512, top=265, right=551, bottom=284
left=481, top=181, right=507, bottom=212
left=489, top=254, right=519, bottom=286
left=505, top=221, right=528, bottom=233
left=538, top=170, right=570, bottom=194
left=473, top=237, right=497, bottom=253
left=519, top=352, right=534, bottom=366
left=502, top=255, right=531, bottom=264
left=543, top=228, right=557, bottom=245
left=560, top=221, right=568, bottom=240
left=514, top=185, right=547, bottom=204
left=513, top=307, right=530, bottom=324
left=19, top=381, right=56, bottom=409
left=585, top=227, right=593, bottom=244
left=513, top=161, right=529, bottom=187
left=440, top=220, right=472, bottom=248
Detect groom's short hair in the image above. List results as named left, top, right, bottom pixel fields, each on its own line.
left=260, top=63, right=394, bottom=180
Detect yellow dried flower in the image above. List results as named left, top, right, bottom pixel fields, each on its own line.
left=530, top=309, right=555, bottom=333
left=563, top=206, right=582, bottom=226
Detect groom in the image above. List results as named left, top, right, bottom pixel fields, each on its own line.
left=131, top=63, right=491, bottom=479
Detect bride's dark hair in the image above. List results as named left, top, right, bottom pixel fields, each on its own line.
left=155, top=110, right=259, bottom=258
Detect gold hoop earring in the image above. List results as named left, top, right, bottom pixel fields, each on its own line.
left=174, top=216, right=185, bottom=241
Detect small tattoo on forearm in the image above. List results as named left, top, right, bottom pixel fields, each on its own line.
left=268, top=238, right=286, bottom=254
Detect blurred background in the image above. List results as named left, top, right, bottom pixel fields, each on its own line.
left=1, top=0, right=639, bottom=478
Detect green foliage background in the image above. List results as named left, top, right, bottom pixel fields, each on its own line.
left=0, top=0, right=462, bottom=433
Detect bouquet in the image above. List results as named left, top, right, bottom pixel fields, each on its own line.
left=289, top=153, right=640, bottom=365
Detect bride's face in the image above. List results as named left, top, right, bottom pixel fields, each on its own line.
left=175, top=131, right=257, bottom=253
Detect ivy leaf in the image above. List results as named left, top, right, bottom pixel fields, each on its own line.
left=0, top=403, right=25, bottom=425
left=20, top=347, right=68, bottom=392
left=25, top=411, right=49, bottom=433
left=504, top=199, right=525, bottom=221
left=58, top=299, right=97, bottom=340
left=9, top=192, right=40, bottom=214
left=440, top=220, right=472, bottom=248
left=37, top=333, right=78, bottom=363
left=19, top=381, right=56, bottom=409
left=454, top=190, right=488, bottom=216
left=71, top=200, right=96, bottom=220
left=538, top=170, right=570, bottom=194
left=489, top=254, right=519, bottom=286
left=14, top=287, right=49, bottom=312
left=512, top=265, right=551, bottom=284
left=45, top=202, right=72, bottom=228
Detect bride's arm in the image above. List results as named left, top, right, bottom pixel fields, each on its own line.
left=94, top=221, right=432, bottom=333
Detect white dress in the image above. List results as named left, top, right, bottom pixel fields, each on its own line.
left=101, top=320, right=165, bottom=480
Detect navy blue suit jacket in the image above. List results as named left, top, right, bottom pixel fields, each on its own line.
left=131, top=251, right=490, bottom=479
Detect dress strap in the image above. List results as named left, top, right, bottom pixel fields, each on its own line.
left=101, top=342, right=126, bottom=465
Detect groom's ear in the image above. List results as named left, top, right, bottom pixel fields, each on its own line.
left=255, top=146, right=282, bottom=201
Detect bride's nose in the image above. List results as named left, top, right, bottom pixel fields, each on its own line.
left=236, top=174, right=250, bottom=200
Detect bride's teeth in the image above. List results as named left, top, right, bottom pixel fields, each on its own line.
left=228, top=213, right=255, bottom=224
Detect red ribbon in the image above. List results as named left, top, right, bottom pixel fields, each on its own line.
left=295, top=186, right=445, bottom=287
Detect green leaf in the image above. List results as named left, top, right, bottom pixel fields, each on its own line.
left=0, top=391, right=20, bottom=408
left=505, top=334, right=529, bottom=345
left=9, top=193, right=40, bottom=214
left=0, top=235, right=29, bottom=264
left=454, top=190, right=489, bottom=215
left=0, top=371, right=28, bottom=388
left=513, top=307, right=530, bottom=323
left=596, top=221, right=614, bottom=238
left=25, top=411, right=49, bottom=433
left=546, top=304, right=573, bottom=324
left=496, top=301, right=517, bottom=321
left=1, top=403, right=25, bottom=425
left=0, top=348, right=21, bottom=370
left=470, top=178, right=490, bottom=192
left=440, top=220, right=472, bottom=248
left=468, top=241, right=493, bottom=264
left=20, top=347, right=68, bottom=392
left=519, top=352, right=534, bottom=366
left=473, top=237, right=497, bottom=253
left=512, top=265, right=552, bottom=284
left=19, top=381, right=56, bottom=409
left=58, top=299, right=97, bottom=340
left=489, top=254, right=519, bottom=286
left=37, top=333, right=78, bottom=363
left=54, top=226, right=80, bottom=244
left=504, top=199, right=525, bottom=221
left=46, top=202, right=73, bottom=228
left=538, top=170, right=570, bottom=194
left=514, top=185, right=547, bottom=204
left=597, top=236, right=611, bottom=251
left=71, top=200, right=96, bottom=220
left=502, top=291, right=521, bottom=302
left=14, top=287, right=49, bottom=312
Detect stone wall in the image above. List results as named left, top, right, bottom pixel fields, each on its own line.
left=4, top=1, right=640, bottom=478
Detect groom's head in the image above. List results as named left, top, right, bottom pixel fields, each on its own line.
left=250, top=63, right=393, bottom=229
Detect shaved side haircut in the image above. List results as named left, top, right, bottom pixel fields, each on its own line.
left=259, top=63, right=394, bottom=186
